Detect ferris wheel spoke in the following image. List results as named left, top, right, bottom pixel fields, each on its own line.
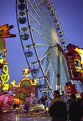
left=45, top=63, right=51, bottom=75
left=30, top=60, right=39, bottom=65
left=37, top=0, right=44, bottom=5
left=35, top=44, right=50, bottom=47
left=24, top=44, right=50, bottom=50
left=33, top=0, right=40, bottom=11
left=27, top=0, right=40, bottom=17
left=28, top=12, right=41, bottom=26
left=36, top=0, right=41, bottom=6
left=40, top=53, right=48, bottom=62
left=51, top=71, right=55, bottom=87
left=31, top=27, right=42, bottom=35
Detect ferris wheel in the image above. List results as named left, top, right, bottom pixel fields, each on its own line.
left=16, top=0, right=69, bottom=97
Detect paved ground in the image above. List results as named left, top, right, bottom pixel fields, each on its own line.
left=0, top=112, right=52, bottom=121
left=0, top=112, right=83, bottom=121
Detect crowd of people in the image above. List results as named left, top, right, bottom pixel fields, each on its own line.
left=49, top=90, right=83, bottom=121
left=0, top=89, right=83, bottom=121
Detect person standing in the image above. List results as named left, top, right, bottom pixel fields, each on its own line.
left=49, top=90, right=68, bottom=121
left=68, top=94, right=82, bottom=121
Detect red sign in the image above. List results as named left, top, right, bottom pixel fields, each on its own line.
left=65, top=44, right=83, bottom=81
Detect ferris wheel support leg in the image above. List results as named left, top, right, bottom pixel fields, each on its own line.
left=56, top=45, right=61, bottom=91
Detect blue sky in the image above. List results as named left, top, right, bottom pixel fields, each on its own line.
left=53, top=0, right=83, bottom=48
left=0, top=0, right=83, bottom=92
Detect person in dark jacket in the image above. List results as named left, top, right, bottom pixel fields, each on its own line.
left=49, top=90, right=68, bottom=121
left=68, top=94, right=82, bottom=121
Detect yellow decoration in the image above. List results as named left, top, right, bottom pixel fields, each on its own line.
left=75, top=47, right=83, bottom=55
left=11, top=80, right=16, bottom=86
left=0, top=24, right=9, bottom=31
left=22, top=68, right=31, bottom=77
left=30, top=79, right=37, bottom=85
left=1, top=64, right=9, bottom=83
left=2, top=83, right=10, bottom=91
left=20, top=78, right=37, bottom=86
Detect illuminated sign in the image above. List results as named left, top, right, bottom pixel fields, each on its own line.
left=0, top=24, right=16, bottom=38
left=65, top=44, right=83, bottom=81
left=0, top=24, right=16, bottom=91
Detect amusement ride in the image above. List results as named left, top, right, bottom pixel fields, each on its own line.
left=0, top=0, right=83, bottom=101
left=16, top=0, right=69, bottom=97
